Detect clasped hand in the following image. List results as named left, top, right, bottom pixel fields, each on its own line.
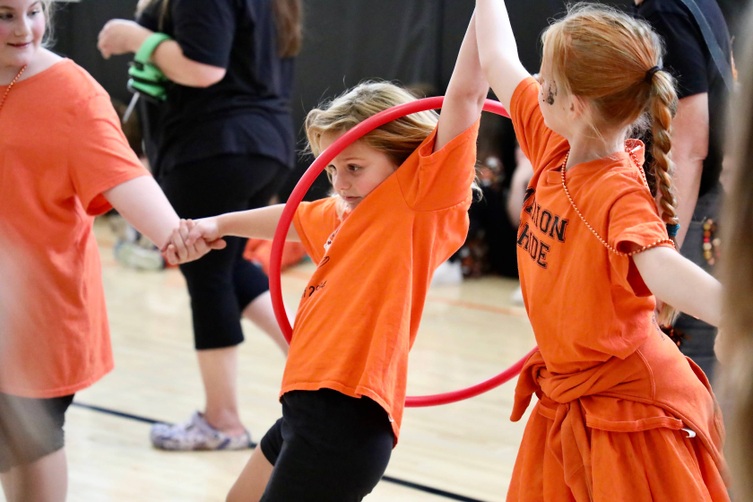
left=162, top=218, right=226, bottom=266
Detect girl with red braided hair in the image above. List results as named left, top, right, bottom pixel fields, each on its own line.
left=474, top=1, right=728, bottom=499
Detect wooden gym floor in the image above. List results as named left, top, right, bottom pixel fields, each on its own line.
left=3, top=218, right=536, bottom=502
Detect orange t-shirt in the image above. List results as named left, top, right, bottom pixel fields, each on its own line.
left=506, top=78, right=728, bottom=500
left=289, top=121, right=479, bottom=442
left=0, top=60, right=149, bottom=398
left=511, top=77, right=675, bottom=373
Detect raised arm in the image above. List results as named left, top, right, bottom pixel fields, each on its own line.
left=434, top=10, right=488, bottom=152
left=632, top=246, right=722, bottom=327
left=474, top=0, right=531, bottom=112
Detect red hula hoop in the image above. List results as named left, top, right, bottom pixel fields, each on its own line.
left=268, top=96, right=536, bottom=407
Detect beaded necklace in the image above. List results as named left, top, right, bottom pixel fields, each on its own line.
left=559, top=148, right=674, bottom=256
left=0, top=65, right=27, bottom=116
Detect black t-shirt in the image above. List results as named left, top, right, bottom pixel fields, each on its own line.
left=635, top=0, right=732, bottom=197
left=138, top=0, right=296, bottom=175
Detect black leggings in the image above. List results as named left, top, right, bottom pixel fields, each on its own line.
left=160, top=154, right=286, bottom=350
left=260, top=390, right=394, bottom=501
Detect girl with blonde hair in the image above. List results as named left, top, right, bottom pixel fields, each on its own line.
left=474, top=1, right=728, bottom=499
left=173, top=10, right=488, bottom=500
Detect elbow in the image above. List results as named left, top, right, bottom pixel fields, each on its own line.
left=478, top=52, right=497, bottom=81
left=171, top=61, right=226, bottom=88
left=190, top=66, right=226, bottom=88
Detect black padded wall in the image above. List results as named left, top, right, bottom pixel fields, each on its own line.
left=50, top=0, right=636, bottom=199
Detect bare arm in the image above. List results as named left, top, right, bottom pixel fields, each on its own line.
left=188, top=204, right=300, bottom=245
left=103, top=176, right=178, bottom=250
left=506, top=147, right=533, bottom=224
left=97, top=20, right=225, bottom=87
left=632, top=246, right=721, bottom=326
left=434, top=11, right=488, bottom=152
left=669, top=93, right=709, bottom=247
left=475, top=0, right=531, bottom=112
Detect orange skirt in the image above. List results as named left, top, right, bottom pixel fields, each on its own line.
left=507, top=397, right=729, bottom=501
left=507, top=330, right=729, bottom=501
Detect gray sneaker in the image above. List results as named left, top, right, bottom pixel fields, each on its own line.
left=114, top=239, right=165, bottom=271
left=150, top=411, right=252, bottom=451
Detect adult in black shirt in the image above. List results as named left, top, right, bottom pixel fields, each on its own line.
left=634, top=0, right=732, bottom=383
left=98, top=0, right=301, bottom=450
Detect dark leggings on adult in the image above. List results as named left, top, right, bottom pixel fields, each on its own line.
left=159, top=153, right=286, bottom=350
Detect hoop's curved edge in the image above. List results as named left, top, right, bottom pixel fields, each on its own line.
left=269, top=96, right=446, bottom=342
left=269, top=96, right=523, bottom=406
left=405, top=347, right=537, bottom=407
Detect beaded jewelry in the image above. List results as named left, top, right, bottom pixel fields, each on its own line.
left=560, top=149, right=675, bottom=256
left=0, top=66, right=27, bottom=116
left=702, top=217, right=720, bottom=266
left=561, top=149, right=686, bottom=346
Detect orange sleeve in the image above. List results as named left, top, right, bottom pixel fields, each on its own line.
left=68, top=92, right=150, bottom=215
left=293, top=198, right=340, bottom=263
left=609, top=187, right=674, bottom=296
left=395, top=120, right=479, bottom=211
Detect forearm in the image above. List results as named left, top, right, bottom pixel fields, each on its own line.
left=435, top=11, right=488, bottom=151
left=633, top=246, right=721, bottom=326
left=671, top=158, right=702, bottom=247
left=150, top=41, right=226, bottom=87
left=98, top=20, right=225, bottom=87
left=474, top=0, right=529, bottom=111
left=103, top=176, right=179, bottom=250
left=217, top=205, right=300, bottom=242
left=670, top=93, right=709, bottom=247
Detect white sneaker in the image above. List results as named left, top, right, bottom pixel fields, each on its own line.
left=431, top=260, right=463, bottom=286
left=150, top=412, right=252, bottom=451
left=510, top=285, right=524, bottom=306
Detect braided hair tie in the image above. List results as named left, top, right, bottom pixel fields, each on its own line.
left=645, top=65, right=662, bottom=83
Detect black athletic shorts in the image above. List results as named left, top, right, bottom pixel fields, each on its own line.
left=0, top=393, right=75, bottom=472
left=260, top=389, right=394, bottom=501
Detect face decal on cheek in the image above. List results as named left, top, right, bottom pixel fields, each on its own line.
left=545, top=81, right=558, bottom=106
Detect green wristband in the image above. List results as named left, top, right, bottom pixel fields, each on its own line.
left=127, top=32, right=172, bottom=102
left=135, top=32, right=172, bottom=64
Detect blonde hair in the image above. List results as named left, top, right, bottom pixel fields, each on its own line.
left=543, top=3, right=680, bottom=323
left=719, top=6, right=753, bottom=500
left=39, top=0, right=55, bottom=47
left=136, top=0, right=302, bottom=58
left=305, top=81, right=446, bottom=218
left=305, top=81, right=438, bottom=165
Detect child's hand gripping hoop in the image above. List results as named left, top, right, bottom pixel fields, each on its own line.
left=127, top=32, right=172, bottom=102
left=268, top=96, right=538, bottom=407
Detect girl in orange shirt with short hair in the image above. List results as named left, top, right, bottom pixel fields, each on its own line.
left=474, top=1, right=728, bottom=500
